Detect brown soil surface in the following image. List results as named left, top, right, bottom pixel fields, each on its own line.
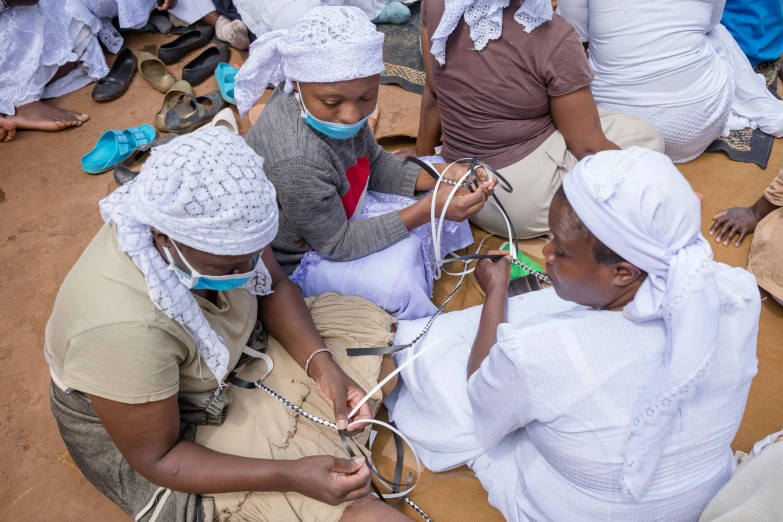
left=1, top=31, right=781, bottom=522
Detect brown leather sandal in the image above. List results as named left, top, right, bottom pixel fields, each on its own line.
left=113, top=134, right=176, bottom=186
left=163, top=91, right=227, bottom=135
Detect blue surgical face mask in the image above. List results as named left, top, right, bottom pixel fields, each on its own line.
left=295, top=88, right=374, bottom=140
left=164, top=240, right=261, bottom=292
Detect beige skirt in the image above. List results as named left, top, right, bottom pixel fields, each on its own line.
left=197, top=292, right=395, bottom=522
left=469, top=108, right=665, bottom=239
left=747, top=207, right=783, bottom=304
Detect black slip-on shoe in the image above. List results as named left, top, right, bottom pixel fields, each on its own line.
left=181, top=44, right=230, bottom=86
left=92, top=48, right=137, bottom=102
left=157, top=26, right=215, bottom=65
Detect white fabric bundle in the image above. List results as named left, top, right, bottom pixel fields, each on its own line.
left=563, top=147, right=718, bottom=499
left=430, top=0, right=553, bottom=66
left=234, top=6, right=385, bottom=117
left=99, top=127, right=279, bottom=381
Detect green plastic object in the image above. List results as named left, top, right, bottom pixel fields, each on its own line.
left=500, top=242, right=545, bottom=281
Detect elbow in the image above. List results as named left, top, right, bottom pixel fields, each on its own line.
left=567, top=137, right=618, bottom=161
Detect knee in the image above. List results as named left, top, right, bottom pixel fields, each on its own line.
left=637, top=120, right=666, bottom=154
left=605, top=113, right=666, bottom=154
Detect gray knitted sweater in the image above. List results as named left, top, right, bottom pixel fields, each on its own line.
left=246, top=88, right=421, bottom=274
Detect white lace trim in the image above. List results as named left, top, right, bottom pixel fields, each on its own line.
left=620, top=259, right=717, bottom=497
left=430, top=0, right=553, bottom=66
left=235, top=6, right=385, bottom=117
left=99, top=128, right=279, bottom=381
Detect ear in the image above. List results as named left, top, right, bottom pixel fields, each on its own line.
left=292, top=81, right=299, bottom=93
left=612, top=262, right=645, bottom=288
left=150, top=227, right=171, bottom=248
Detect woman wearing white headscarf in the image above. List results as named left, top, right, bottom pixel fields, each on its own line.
left=386, top=147, right=761, bottom=521
left=236, top=6, right=494, bottom=321
left=46, top=128, right=413, bottom=522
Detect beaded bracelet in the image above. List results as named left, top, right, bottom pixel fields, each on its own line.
left=304, top=347, right=332, bottom=377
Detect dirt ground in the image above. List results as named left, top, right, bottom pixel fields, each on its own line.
left=1, top=31, right=782, bottom=522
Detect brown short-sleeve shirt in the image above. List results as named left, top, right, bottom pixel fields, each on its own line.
left=422, top=0, right=594, bottom=169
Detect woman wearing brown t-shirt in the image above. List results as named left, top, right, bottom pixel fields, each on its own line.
left=415, top=0, right=665, bottom=237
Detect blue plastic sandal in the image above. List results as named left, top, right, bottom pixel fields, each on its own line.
left=216, top=62, right=239, bottom=105
left=372, top=1, right=411, bottom=24
left=81, top=124, right=156, bottom=174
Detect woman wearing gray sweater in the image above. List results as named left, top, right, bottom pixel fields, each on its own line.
left=237, top=7, right=494, bottom=319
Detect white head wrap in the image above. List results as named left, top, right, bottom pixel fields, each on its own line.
left=562, top=147, right=718, bottom=499
left=234, top=6, right=385, bottom=117
left=430, top=0, right=553, bottom=66
left=99, top=127, right=279, bottom=382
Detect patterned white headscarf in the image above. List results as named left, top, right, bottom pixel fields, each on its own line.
left=99, top=128, right=279, bottom=382
left=563, top=147, right=719, bottom=499
left=430, top=0, right=553, bottom=66
left=234, top=6, right=385, bottom=117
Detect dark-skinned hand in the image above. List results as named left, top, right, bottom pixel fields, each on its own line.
left=313, top=358, right=373, bottom=436
left=474, top=250, right=511, bottom=295
left=710, top=207, right=759, bottom=247
left=287, top=455, right=371, bottom=506
left=157, top=0, right=177, bottom=11
left=430, top=184, right=489, bottom=222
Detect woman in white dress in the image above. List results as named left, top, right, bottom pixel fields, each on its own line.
left=0, top=0, right=121, bottom=143
left=559, top=0, right=783, bottom=163
left=80, top=0, right=252, bottom=49
left=387, top=147, right=761, bottom=521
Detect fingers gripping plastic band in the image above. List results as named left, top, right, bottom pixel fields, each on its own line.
left=226, top=372, right=432, bottom=520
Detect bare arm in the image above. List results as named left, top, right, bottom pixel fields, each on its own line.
left=259, top=248, right=334, bottom=373
left=91, top=394, right=372, bottom=503
left=415, top=25, right=443, bottom=157
left=259, top=248, right=375, bottom=432
left=550, top=86, right=619, bottom=161
left=467, top=252, right=511, bottom=377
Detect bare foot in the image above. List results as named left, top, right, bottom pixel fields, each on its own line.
left=0, top=116, right=17, bottom=142
left=368, top=106, right=380, bottom=134
left=6, top=101, right=89, bottom=132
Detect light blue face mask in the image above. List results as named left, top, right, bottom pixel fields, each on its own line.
left=295, top=89, right=375, bottom=140
left=165, top=240, right=261, bottom=292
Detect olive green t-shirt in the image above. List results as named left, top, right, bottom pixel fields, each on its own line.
left=44, top=225, right=258, bottom=404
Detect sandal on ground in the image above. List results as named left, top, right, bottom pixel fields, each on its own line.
left=372, top=1, right=411, bottom=24
left=113, top=134, right=176, bottom=186
left=215, top=62, right=239, bottom=104
left=81, top=124, right=156, bottom=174
left=205, top=107, right=239, bottom=134
left=155, top=80, right=193, bottom=132
left=163, top=91, right=227, bottom=135
left=157, top=26, right=214, bottom=65
left=182, top=45, right=230, bottom=86
left=138, top=52, right=177, bottom=94
left=92, top=48, right=137, bottom=102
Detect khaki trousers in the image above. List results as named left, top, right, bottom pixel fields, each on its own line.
left=469, top=109, right=665, bottom=238
left=196, top=292, right=395, bottom=522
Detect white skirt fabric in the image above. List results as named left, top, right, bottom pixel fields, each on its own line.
left=80, top=0, right=155, bottom=29
left=600, top=23, right=783, bottom=164
left=290, top=191, right=474, bottom=321
left=81, top=0, right=216, bottom=30
left=234, top=0, right=388, bottom=37
left=0, top=0, right=121, bottom=116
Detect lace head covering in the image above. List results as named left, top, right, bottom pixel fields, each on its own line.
left=99, top=127, right=279, bottom=382
left=234, top=6, right=385, bottom=117
left=563, top=147, right=719, bottom=499
left=430, top=0, right=553, bottom=66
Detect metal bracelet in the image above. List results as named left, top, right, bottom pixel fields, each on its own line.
left=304, top=348, right=332, bottom=377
